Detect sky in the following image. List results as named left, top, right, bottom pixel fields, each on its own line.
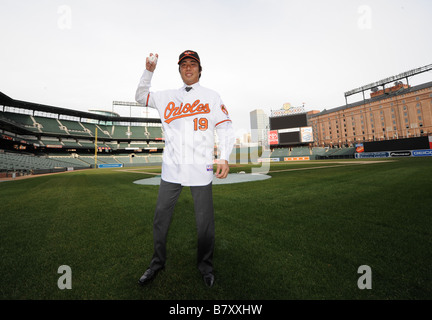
left=1, top=0, right=431, bottom=138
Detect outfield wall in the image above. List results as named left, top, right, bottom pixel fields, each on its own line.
left=355, top=149, right=432, bottom=159
left=364, top=136, right=430, bottom=152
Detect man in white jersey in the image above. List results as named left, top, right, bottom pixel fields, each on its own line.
left=135, top=50, right=235, bottom=287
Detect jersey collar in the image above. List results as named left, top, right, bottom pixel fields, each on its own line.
left=182, top=82, right=200, bottom=91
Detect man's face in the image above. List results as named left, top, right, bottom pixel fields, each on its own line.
left=179, top=58, right=200, bottom=85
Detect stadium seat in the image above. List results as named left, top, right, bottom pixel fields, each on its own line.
left=33, top=116, right=66, bottom=134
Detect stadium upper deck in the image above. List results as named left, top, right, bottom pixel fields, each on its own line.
left=0, top=91, right=164, bottom=153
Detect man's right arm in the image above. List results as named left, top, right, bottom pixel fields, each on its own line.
left=135, top=69, right=154, bottom=106
left=135, top=53, right=158, bottom=106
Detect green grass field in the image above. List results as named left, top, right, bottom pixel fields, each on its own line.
left=1, top=157, right=431, bottom=300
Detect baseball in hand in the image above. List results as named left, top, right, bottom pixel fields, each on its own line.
left=148, top=54, right=157, bottom=63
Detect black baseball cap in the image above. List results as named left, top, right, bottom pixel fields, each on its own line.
left=178, top=50, right=200, bottom=65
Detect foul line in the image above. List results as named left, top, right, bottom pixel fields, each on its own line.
left=115, top=167, right=161, bottom=175
left=268, top=160, right=394, bottom=174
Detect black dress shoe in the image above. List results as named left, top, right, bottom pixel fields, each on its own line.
left=203, top=273, right=215, bottom=288
left=138, top=268, right=160, bottom=285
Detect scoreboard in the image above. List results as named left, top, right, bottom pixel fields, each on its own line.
left=269, top=114, right=308, bottom=129
left=268, top=113, right=313, bottom=146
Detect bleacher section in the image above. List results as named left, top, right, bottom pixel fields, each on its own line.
left=130, top=126, right=147, bottom=138
left=318, top=148, right=355, bottom=159
left=148, top=142, right=165, bottom=149
left=0, top=111, right=163, bottom=144
left=80, top=123, right=112, bottom=138
left=61, top=139, right=81, bottom=148
left=40, top=136, right=62, bottom=147
left=0, top=112, right=39, bottom=133
left=1, top=111, right=166, bottom=152
left=311, top=147, right=327, bottom=157
left=270, top=148, right=289, bottom=157
left=0, top=151, right=90, bottom=172
left=49, top=154, right=90, bottom=167
left=33, top=116, right=65, bottom=135
left=78, top=140, right=95, bottom=148
left=48, top=153, right=165, bottom=167
left=112, top=126, right=130, bottom=139
left=146, top=126, right=163, bottom=139
left=0, top=93, right=170, bottom=176
left=130, top=141, right=149, bottom=149
left=60, top=119, right=92, bottom=137
left=290, top=146, right=311, bottom=156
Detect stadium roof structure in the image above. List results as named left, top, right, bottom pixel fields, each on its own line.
left=344, top=64, right=432, bottom=102
left=311, top=80, right=432, bottom=118
left=0, top=91, right=161, bottom=124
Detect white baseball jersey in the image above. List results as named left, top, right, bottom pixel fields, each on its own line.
left=136, top=69, right=235, bottom=186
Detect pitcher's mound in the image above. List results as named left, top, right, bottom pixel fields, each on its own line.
left=133, top=173, right=271, bottom=186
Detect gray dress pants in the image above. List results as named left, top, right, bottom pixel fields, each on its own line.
left=149, top=179, right=215, bottom=275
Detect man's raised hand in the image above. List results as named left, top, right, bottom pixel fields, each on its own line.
left=146, top=53, right=158, bottom=72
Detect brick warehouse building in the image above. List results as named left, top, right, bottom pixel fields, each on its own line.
left=309, top=81, right=432, bottom=148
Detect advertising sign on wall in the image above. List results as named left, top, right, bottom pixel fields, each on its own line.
left=268, top=130, right=279, bottom=145
left=300, top=127, right=313, bottom=143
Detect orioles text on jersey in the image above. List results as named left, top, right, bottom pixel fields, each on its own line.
left=164, top=100, right=210, bottom=124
